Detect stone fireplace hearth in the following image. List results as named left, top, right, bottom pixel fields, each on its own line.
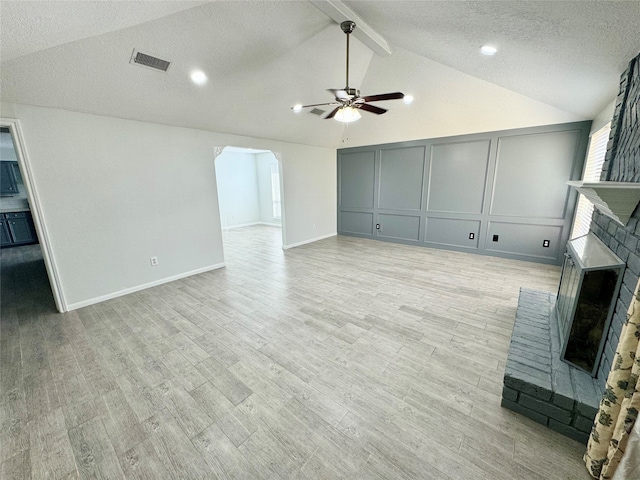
left=502, top=289, right=601, bottom=444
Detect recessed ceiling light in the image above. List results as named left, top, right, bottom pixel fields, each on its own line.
left=403, top=95, right=414, bottom=105
left=190, top=70, right=207, bottom=85
left=293, top=104, right=303, bottom=113
left=480, top=45, right=497, bottom=56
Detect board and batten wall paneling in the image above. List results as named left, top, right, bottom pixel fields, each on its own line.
left=425, top=218, right=481, bottom=250
left=377, top=213, right=421, bottom=242
left=340, top=211, right=374, bottom=236
left=378, top=146, right=426, bottom=211
left=486, top=222, right=563, bottom=261
left=427, top=140, right=491, bottom=214
left=490, top=130, right=581, bottom=219
left=339, top=151, right=375, bottom=209
left=337, top=121, right=591, bottom=265
left=338, top=150, right=376, bottom=237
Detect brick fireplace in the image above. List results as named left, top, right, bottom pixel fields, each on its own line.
left=591, top=51, right=640, bottom=384
left=502, top=51, right=640, bottom=443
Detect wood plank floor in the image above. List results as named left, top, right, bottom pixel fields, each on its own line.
left=0, top=226, right=593, bottom=479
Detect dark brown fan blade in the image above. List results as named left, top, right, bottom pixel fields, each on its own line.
left=362, top=92, right=404, bottom=102
left=325, top=107, right=340, bottom=119
left=359, top=103, right=387, bottom=115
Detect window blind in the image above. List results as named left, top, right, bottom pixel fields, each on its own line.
left=570, top=123, right=611, bottom=239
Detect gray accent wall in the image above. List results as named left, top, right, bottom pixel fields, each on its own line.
left=338, top=122, right=592, bottom=265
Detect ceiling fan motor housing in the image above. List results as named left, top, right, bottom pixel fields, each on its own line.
left=344, top=88, right=359, bottom=98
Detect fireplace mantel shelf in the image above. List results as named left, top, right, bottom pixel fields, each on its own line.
left=567, top=181, right=640, bottom=226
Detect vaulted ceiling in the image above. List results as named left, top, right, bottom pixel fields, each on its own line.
left=2, top=1, right=639, bottom=148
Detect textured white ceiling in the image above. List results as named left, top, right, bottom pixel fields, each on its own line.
left=1, top=1, right=639, bottom=149
left=345, top=0, right=640, bottom=119
left=0, top=1, right=208, bottom=61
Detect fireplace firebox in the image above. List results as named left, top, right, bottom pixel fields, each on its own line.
left=554, top=233, right=624, bottom=376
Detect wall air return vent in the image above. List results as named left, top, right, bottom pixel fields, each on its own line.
left=309, top=108, right=326, bottom=116
left=130, top=49, right=171, bottom=72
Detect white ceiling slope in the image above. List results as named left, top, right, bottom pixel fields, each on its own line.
left=345, top=1, right=640, bottom=119
left=1, top=1, right=639, bottom=149
left=0, top=1, right=209, bottom=61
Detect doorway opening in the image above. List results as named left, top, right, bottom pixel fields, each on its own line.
left=0, top=120, right=65, bottom=313
left=213, top=146, right=285, bottom=253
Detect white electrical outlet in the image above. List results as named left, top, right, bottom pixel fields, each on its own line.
left=150, top=256, right=159, bottom=266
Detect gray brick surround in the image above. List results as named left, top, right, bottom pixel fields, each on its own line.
left=591, top=52, right=640, bottom=387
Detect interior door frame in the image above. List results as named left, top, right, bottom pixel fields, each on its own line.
left=213, top=145, right=287, bottom=247
left=1, top=117, right=66, bottom=312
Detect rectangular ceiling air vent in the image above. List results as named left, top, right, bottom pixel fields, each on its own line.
left=309, top=108, right=326, bottom=116
left=130, top=49, right=171, bottom=72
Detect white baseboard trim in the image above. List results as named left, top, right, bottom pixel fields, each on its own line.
left=222, top=222, right=261, bottom=230
left=65, top=262, right=226, bottom=311
left=223, top=222, right=282, bottom=230
left=282, top=232, right=336, bottom=250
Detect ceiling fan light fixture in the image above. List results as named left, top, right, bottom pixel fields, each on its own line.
left=480, top=45, right=497, bottom=56
left=403, top=95, right=414, bottom=105
left=292, top=104, right=303, bottom=113
left=334, top=106, right=361, bottom=123
left=190, top=70, right=207, bottom=84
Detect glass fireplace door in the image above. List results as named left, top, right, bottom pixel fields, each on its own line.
left=554, top=233, right=624, bottom=376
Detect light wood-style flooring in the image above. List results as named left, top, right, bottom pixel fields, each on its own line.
left=1, top=226, right=593, bottom=479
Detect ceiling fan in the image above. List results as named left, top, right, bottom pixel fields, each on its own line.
left=293, top=20, right=405, bottom=123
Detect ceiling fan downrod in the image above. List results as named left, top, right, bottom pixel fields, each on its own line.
left=341, top=20, right=356, bottom=96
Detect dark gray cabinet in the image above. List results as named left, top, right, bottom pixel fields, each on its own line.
left=0, top=162, right=19, bottom=195
left=0, top=217, right=11, bottom=246
left=0, top=212, right=37, bottom=247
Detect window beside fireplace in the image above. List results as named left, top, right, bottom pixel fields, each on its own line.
left=570, top=122, right=611, bottom=239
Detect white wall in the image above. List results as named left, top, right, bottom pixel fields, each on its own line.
left=2, top=102, right=337, bottom=310
left=591, top=99, right=615, bottom=133
left=215, top=151, right=260, bottom=228
left=256, top=152, right=281, bottom=226
left=280, top=144, right=337, bottom=248
left=344, top=47, right=585, bottom=148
